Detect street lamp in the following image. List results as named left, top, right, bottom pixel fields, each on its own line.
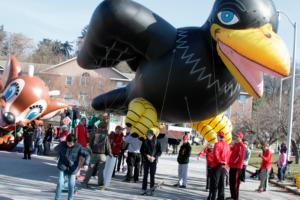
left=278, top=74, right=300, bottom=120
left=277, top=10, right=297, bottom=160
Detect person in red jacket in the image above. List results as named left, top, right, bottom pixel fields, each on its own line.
left=256, top=143, right=272, bottom=192
left=109, top=125, right=124, bottom=176
left=228, top=131, right=245, bottom=200
left=208, top=131, right=231, bottom=200
left=198, top=144, right=214, bottom=192
left=74, top=118, right=89, bottom=148
left=59, top=125, right=69, bottom=143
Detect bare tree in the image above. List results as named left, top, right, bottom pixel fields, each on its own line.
left=237, top=85, right=300, bottom=163
left=0, top=27, right=33, bottom=60
left=278, top=93, right=300, bottom=163
left=237, top=98, right=281, bottom=146
left=7, top=33, right=33, bottom=60
left=0, top=25, right=6, bottom=56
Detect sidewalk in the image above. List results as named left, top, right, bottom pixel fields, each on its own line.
left=246, top=165, right=300, bottom=195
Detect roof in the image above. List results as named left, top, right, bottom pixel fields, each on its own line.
left=41, top=57, right=136, bottom=80
left=120, top=72, right=135, bottom=80
left=111, top=68, right=135, bottom=80
left=39, top=57, right=77, bottom=73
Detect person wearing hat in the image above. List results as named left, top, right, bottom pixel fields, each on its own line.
left=140, top=129, right=162, bottom=195
left=198, top=144, right=214, bottom=193
left=227, top=131, right=245, bottom=200
left=256, top=143, right=272, bottom=193
left=209, top=131, right=231, bottom=200
left=82, top=121, right=112, bottom=191
left=109, top=125, right=125, bottom=177
left=174, top=134, right=191, bottom=188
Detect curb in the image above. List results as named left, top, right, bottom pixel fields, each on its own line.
left=269, top=179, right=300, bottom=195
left=246, top=165, right=300, bottom=196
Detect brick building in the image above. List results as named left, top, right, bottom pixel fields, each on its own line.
left=227, top=92, right=253, bottom=124
left=37, top=57, right=133, bottom=113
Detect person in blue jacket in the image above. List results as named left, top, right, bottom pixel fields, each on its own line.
left=54, top=134, right=90, bottom=200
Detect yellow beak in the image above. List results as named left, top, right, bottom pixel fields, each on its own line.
left=211, top=23, right=290, bottom=97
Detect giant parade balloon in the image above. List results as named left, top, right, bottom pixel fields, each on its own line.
left=78, top=0, right=290, bottom=139
left=0, top=56, right=68, bottom=151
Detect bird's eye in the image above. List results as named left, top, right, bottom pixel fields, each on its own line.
left=2, top=82, right=20, bottom=102
left=217, top=10, right=239, bottom=25
left=26, top=105, right=43, bottom=120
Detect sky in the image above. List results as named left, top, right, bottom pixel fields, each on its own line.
left=0, top=0, right=300, bottom=60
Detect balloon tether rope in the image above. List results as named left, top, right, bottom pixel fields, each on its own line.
left=184, top=96, right=193, bottom=125
left=209, top=23, right=219, bottom=115
left=159, top=49, right=176, bottom=121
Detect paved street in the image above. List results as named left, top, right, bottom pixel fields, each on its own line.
left=0, top=151, right=298, bottom=200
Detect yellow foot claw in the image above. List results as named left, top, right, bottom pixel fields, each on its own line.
left=192, top=113, right=232, bottom=144
left=125, top=98, right=159, bottom=140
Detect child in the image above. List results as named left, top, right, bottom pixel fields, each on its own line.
left=174, top=134, right=191, bottom=188
left=277, top=149, right=287, bottom=182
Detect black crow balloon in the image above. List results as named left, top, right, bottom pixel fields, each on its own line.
left=78, top=0, right=290, bottom=140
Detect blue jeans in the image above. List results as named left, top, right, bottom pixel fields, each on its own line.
left=278, top=165, right=287, bottom=181
left=34, top=143, right=43, bottom=155
left=54, top=170, right=76, bottom=200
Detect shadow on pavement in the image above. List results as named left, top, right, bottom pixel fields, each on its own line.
left=0, top=196, right=13, bottom=200
left=0, top=151, right=58, bottom=183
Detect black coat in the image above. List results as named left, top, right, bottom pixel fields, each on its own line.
left=141, top=138, right=162, bottom=161
left=43, top=127, right=54, bottom=143
left=177, top=143, right=191, bottom=164
left=23, top=127, right=34, bottom=148
left=55, top=142, right=90, bottom=175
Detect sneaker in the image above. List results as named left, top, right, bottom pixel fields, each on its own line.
left=81, top=183, right=89, bottom=189
left=141, top=189, right=147, bottom=195
left=123, top=178, right=131, bottom=182
left=99, top=186, right=105, bottom=191
left=179, top=185, right=186, bottom=188
left=149, top=190, right=154, bottom=196
left=173, top=183, right=179, bottom=187
left=255, top=188, right=264, bottom=193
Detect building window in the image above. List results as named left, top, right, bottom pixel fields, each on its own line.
left=64, top=92, right=72, bottom=100
left=46, top=79, right=51, bottom=86
left=65, top=76, right=73, bottom=85
left=116, top=81, right=125, bottom=88
left=238, top=94, right=247, bottom=104
left=79, top=92, right=88, bottom=107
left=80, top=72, right=90, bottom=85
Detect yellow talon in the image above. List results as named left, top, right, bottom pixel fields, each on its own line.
left=125, top=98, right=159, bottom=139
left=192, top=113, right=232, bottom=144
